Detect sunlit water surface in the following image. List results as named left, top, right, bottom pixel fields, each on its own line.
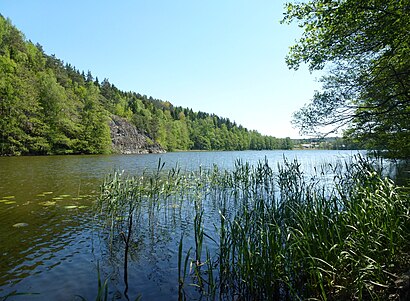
left=0, top=150, right=367, bottom=300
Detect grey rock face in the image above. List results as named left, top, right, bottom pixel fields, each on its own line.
left=109, top=115, right=165, bottom=154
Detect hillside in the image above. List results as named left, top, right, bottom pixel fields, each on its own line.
left=110, top=115, right=165, bottom=154
left=0, top=15, right=291, bottom=156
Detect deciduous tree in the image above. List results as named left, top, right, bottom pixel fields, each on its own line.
left=283, top=0, right=410, bottom=158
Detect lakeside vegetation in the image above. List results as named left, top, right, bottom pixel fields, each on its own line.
left=292, top=137, right=363, bottom=150
left=1, top=0, right=408, bottom=299
left=284, top=0, right=409, bottom=159
left=0, top=15, right=292, bottom=156
left=96, top=157, right=409, bottom=300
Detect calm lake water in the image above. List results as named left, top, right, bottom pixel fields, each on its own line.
left=0, top=150, right=367, bottom=300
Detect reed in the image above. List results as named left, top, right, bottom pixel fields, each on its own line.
left=97, top=156, right=409, bottom=300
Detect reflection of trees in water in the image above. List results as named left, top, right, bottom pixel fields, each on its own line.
left=95, top=172, right=197, bottom=300
left=95, top=156, right=410, bottom=300
left=376, top=158, right=410, bottom=186
left=392, top=160, right=410, bottom=186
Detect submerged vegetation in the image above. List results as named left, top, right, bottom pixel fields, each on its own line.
left=96, top=157, right=409, bottom=300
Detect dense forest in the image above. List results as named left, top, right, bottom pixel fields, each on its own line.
left=0, top=15, right=293, bottom=156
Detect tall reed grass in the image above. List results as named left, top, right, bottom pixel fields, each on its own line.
left=96, top=156, right=409, bottom=300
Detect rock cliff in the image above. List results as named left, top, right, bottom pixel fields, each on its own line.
left=109, top=115, right=165, bottom=154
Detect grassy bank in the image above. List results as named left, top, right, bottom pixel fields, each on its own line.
left=96, top=157, right=409, bottom=300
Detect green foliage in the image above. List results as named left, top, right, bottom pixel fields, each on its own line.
left=97, top=157, right=409, bottom=300
left=0, top=14, right=291, bottom=156
left=0, top=16, right=113, bottom=155
left=293, top=136, right=363, bottom=150
left=284, top=0, right=410, bottom=158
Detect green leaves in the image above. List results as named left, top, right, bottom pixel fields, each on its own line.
left=285, top=0, right=410, bottom=158
left=0, top=14, right=297, bottom=156
left=0, top=15, right=119, bottom=155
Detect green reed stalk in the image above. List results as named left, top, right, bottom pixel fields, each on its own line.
left=178, top=234, right=192, bottom=301
left=97, top=156, right=409, bottom=300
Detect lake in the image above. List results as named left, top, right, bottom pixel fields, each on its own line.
left=0, top=150, right=367, bottom=300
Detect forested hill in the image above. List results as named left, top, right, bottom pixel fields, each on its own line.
left=0, top=15, right=292, bottom=156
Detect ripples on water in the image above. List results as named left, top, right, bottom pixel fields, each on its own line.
left=0, top=150, right=366, bottom=300
left=0, top=196, right=96, bottom=300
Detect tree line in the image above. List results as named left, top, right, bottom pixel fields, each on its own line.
left=292, top=137, right=362, bottom=150
left=0, top=15, right=291, bottom=155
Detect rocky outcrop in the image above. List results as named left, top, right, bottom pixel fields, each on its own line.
left=109, top=115, right=165, bottom=154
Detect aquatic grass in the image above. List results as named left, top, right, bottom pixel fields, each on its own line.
left=190, top=157, right=408, bottom=300
left=178, top=234, right=192, bottom=300
left=96, top=155, right=409, bottom=300
left=95, top=159, right=200, bottom=299
left=0, top=291, right=40, bottom=301
left=94, top=262, right=109, bottom=301
left=77, top=262, right=143, bottom=301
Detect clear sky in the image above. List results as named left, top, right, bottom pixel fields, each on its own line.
left=0, top=0, right=322, bottom=138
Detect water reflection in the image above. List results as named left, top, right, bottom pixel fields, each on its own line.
left=0, top=203, right=95, bottom=296
left=386, top=159, right=410, bottom=186
left=0, top=150, right=370, bottom=300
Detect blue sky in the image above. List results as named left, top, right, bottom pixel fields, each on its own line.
left=0, top=0, right=322, bottom=138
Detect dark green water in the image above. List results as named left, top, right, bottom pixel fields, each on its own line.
left=0, top=150, right=370, bottom=300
